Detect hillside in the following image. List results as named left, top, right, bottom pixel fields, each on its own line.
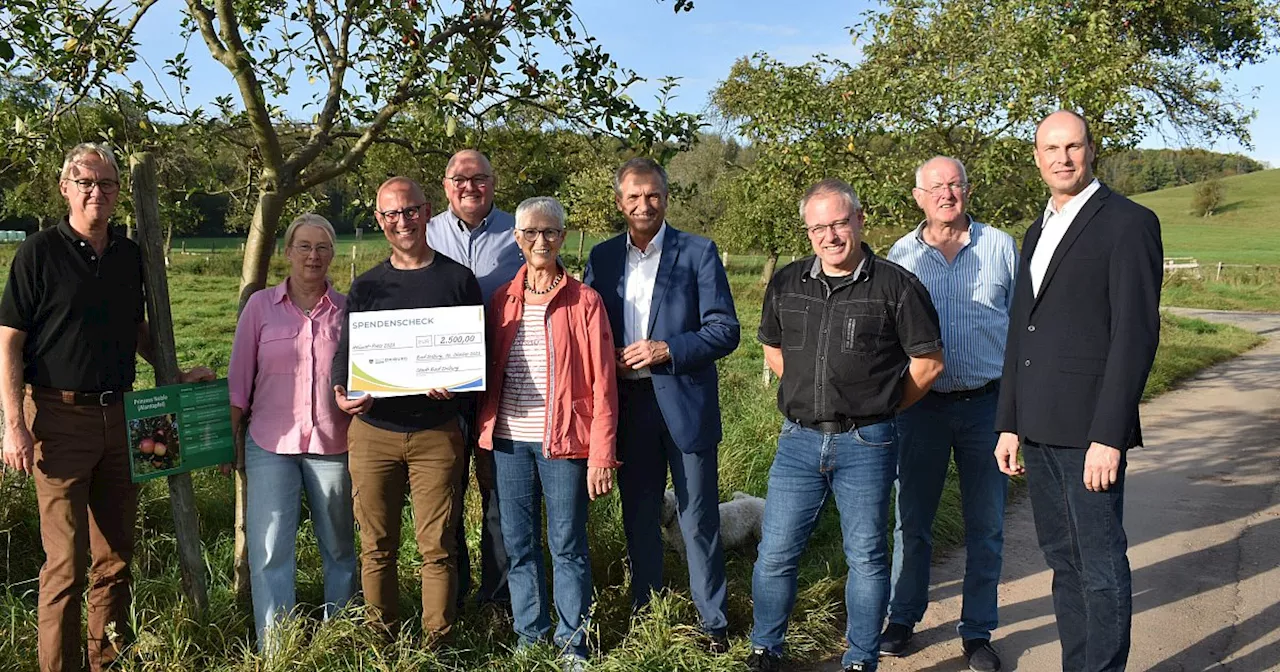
left=1133, top=168, right=1280, bottom=265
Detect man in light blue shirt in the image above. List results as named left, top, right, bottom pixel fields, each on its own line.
left=426, top=150, right=524, bottom=302
left=882, top=156, right=1017, bottom=672
left=426, top=149, right=523, bottom=614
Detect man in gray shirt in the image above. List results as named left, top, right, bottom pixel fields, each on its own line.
left=426, top=149, right=523, bottom=614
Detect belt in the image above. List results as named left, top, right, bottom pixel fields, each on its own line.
left=31, top=386, right=125, bottom=407
left=929, top=379, right=1000, bottom=402
left=793, top=414, right=894, bottom=434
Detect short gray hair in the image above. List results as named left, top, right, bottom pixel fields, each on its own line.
left=613, top=157, right=668, bottom=195
left=283, top=213, right=338, bottom=249
left=60, top=142, right=120, bottom=181
left=515, top=196, right=566, bottom=230
left=914, top=156, right=969, bottom=189
left=799, top=178, right=862, bottom=219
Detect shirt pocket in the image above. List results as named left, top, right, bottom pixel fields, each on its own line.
left=258, top=324, right=301, bottom=374
left=779, top=308, right=809, bottom=351
left=839, top=306, right=887, bottom=356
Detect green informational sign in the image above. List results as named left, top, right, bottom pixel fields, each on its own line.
left=124, top=379, right=234, bottom=483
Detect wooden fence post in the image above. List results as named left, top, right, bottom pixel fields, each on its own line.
left=130, top=153, right=210, bottom=615
left=1217, top=262, right=1224, bottom=282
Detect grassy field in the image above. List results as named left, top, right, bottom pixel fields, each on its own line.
left=0, top=243, right=1262, bottom=671
left=1120, top=168, right=1280, bottom=312
left=1134, top=168, right=1280, bottom=265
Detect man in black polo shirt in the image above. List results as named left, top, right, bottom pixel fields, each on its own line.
left=746, top=178, right=944, bottom=672
left=0, top=143, right=212, bottom=672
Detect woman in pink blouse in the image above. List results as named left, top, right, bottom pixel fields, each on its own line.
left=228, top=213, right=356, bottom=651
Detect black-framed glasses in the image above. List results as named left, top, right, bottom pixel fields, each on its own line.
left=65, top=179, right=121, bottom=195
left=292, top=243, right=334, bottom=256
left=446, top=174, right=492, bottom=188
left=377, top=203, right=426, bottom=222
left=517, top=228, right=564, bottom=242
left=802, top=218, right=854, bottom=238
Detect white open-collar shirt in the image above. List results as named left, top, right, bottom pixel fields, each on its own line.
left=1029, top=178, right=1101, bottom=297
left=622, top=222, right=667, bottom=379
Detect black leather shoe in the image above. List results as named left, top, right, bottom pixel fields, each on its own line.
left=963, top=638, right=1002, bottom=672
left=745, top=648, right=782, bottom=672
left=707, top=632, right=729, bottom=655
left=879, top=622, right=913, bottom=656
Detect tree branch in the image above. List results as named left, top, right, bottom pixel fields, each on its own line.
left=279, top=0, right=350, bottom=176
left=293, top=15, right=503, bottom=192
left=47, top=0, right=161, bottom=121
left=200, top=0, right=286, bottom=176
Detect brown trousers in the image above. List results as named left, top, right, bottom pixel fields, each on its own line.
left=26, top=387, right=139, bottom=672
left=347, top=417, right=465, bottom=639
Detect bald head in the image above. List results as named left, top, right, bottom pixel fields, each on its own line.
left=445, top=149, right=492, bottom=176
left=914, top=156, right=968, bottom=190
left=1034, top=110, right=1096, bottom=203
left=1036, top=110, right=1093, bottom=148
left=912, top=156, right=970, bottom=227
left=377, top=176, right=425, bottom=208
left=443, top=149, right=496, bottom=227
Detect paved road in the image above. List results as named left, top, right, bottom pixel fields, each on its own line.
left=807, top=308, right=1280, bottom=671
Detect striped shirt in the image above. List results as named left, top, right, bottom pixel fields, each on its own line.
left=887, top=218, right=1018, bottom=393
left=494, top=302, right=550, bottom=441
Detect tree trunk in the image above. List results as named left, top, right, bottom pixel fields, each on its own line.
left=231, top=189, right=287, bottom=602
left=237, top=191, right=286, bottom=309
left=576, top=229, right=585, bottom=265
left=760, top=251, right=779, bottom=286
left=760, top=251, right=780, bottom=386
left=130, top=153, right=210, bottom=615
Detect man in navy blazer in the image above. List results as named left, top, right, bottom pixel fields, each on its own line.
left=995, top=110, right=1162, bottom=672
left=584, top=157, right=740, bottom=652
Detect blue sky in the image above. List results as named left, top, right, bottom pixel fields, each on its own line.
left=128, top=0, right=1280, bottom=165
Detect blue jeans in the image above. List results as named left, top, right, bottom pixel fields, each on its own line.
left=889, top=390, right=1007, bottom=641
left=491, top=439, right=592, bottom=659
left=751, top=419, right=898, bottom=670
left=1024, top=441, right=1130, bottom=672
left=245, top=436, right=358, bottom=650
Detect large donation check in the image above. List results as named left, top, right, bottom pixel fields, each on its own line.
left=347, top=305, right=487, bottom=397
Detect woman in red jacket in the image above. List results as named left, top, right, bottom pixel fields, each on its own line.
left=476, top=196, right=619, bottom=668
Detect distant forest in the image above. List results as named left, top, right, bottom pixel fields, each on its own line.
left=1097, top=148, right=1266, bottom=196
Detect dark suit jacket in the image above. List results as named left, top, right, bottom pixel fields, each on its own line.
left=584, top=225, right=740, bottom=454
left=995, top=182, right=1162, bottom=450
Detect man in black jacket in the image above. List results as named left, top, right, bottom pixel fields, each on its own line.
left=994, top=110, right=1162, bottom=672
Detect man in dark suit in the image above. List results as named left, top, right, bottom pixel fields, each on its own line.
left=995, top=110, right=1163, bottom=672
left=584, top=157, right=740, bottom=653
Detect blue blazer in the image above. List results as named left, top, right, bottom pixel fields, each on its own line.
left=584, top=226, right=740, bottom=454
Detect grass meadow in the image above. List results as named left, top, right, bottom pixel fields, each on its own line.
left=1128, top=168, right=1280, bottom=312
left=0, top=236, right=1263, bottom=671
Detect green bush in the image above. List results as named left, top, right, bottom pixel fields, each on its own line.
left=1191, top=179, right=1226, bottom=217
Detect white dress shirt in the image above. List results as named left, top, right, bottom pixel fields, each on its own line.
left=622, top=223, right=667, bottom=379
left=1029, top=179, right=1101, bottom=297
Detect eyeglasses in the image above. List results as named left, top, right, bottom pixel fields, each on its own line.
left=517, top=228, right=564, bottom=243
left=917, top=182, right=969, bottom=195
left=802, top=219, right=855, bottom=238
left=292, top=243, right=334, bottom=256
left=377, top=203, right=426, bottom=222
left=65, top=179, right=121, bottom=195
left=446, top=174, right=492, bottom=188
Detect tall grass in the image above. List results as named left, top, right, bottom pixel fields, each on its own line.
left=0, top=247, right=1261, bottom=671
